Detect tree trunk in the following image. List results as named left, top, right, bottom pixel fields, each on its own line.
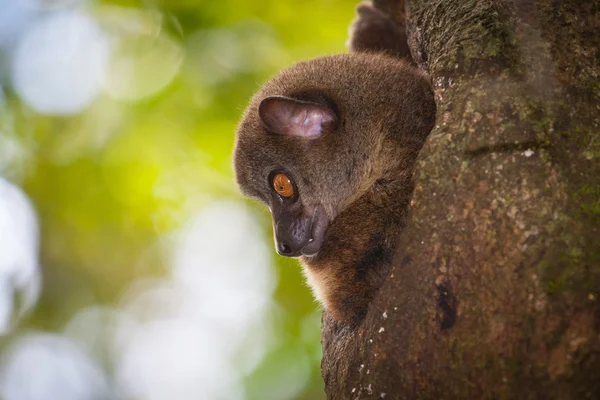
left=321, top=0, right=600, bottom=398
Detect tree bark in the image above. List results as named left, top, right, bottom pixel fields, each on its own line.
left=321, top=0, right=600, bottom=398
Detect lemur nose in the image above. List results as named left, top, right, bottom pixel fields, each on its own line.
left=277, top=242, right=292, bottom=256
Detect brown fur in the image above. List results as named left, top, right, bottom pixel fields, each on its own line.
left=233, top=2, right=436, bottom=326
left=349, top=1, right=412, bottom=62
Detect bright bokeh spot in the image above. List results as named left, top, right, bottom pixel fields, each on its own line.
left=100, top=7, right=184, bottom=102
left=186, top=20, right=288, bottom=87
left=171, top=202, right=275, bottom=326
left=11, top=9, right=109, bottom=115
left=117, top=318, right=243, bottom=400
left=21, top=0, right=82, bottom=11
left=0, top=177, right=40, bottom=334
left=114, top=202, right=276, bottom=399
left=0, top=333, right=110, bottom=400
left=63, top=306, right=135, bottom=367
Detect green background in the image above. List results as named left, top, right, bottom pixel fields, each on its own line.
left=1, top=0, right=357, bottom=398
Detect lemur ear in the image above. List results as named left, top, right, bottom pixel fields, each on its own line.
left=259, top=96, right=338, bottom=138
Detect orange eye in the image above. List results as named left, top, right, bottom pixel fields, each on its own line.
left=272, top=173, right=294, bottom=198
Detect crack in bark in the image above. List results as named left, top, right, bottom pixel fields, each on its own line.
left=464, top=140, right=548, bottom=158
left=436, top=283, right=457, bottom=331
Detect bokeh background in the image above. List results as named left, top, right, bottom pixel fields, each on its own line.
left=0, top=0, right=355, bottom=399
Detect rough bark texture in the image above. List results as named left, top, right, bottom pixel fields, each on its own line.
left=321, top=0, right=600, bottom=398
